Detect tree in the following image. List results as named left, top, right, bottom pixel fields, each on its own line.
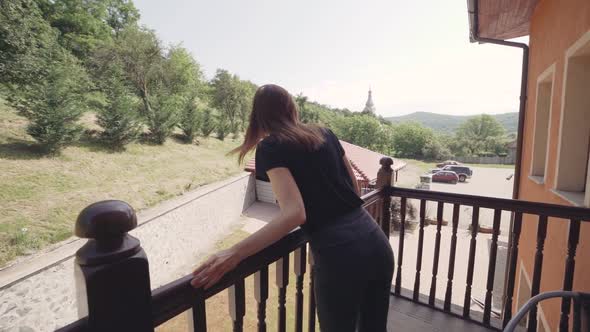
left=93, top=61, right=141, bottom=150
left=332, top=114, right=393, bottom=155
left=1, top=0, right=92, bottom=153
left=178, top=98, right=202, bottom=143
left=216, top=112, right=230, bottom=140
left=296, top=93, right=320, bottom=124
left=455, top=114, right=506, bottom=155
left=200, top=108, right=216, bottom=137
left=237, top=80, right=257, bottom=130
left=391, top=122, right=434, bottom=158
left=421, top=138, right=453, bottom=161
left=0, top=0, right=61, bottom=87
left=10, top=52, right=92, bottom=153
left=43, top=0, right=139, bottom=60
left=210, top=69, right=243, bottom=135
left=164, top=46, right=204, bottom=142
left=102, top=27, right=166, bottom=142
left=96, top=28, right=202, bottom=144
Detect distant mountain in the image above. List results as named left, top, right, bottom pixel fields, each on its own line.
left=385, top=112, right=518, bottom=134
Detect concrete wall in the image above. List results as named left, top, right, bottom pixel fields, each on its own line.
left=517, top=1, right=590, bottom=330
left=255, top=179, right=277, bottom=204
left=0, top=173, right=255, bottom=332
left=455, top=155, right=515, bottom=165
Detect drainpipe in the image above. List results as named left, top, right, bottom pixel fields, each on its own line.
left=467, top=0, right=530, bottom=324
left=467, top=0, right=529, bottom=200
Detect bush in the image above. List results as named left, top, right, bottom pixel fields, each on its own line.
left=178, top=97, right=201, bottom=143
left=95, top=66, right=141, bottom=150
left=142, top=94, right=181, bottom=144
left=9, top=53, right=91, bottom=154
left=477, top=151, right=496, bottom=157
left=422, top=139, right=453, bottom=161
left=390, top=197, right=418, bottom=233
left=216, top=114, right=230, bottom=140
left=200, top=108, right=216, bottom=137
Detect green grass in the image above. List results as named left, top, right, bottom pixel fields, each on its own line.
left=401, top=159, right=436, bottom=172
left=0, top=99, right=243, bottom=267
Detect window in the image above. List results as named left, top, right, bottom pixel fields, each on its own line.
left=530, top=65, right=554, bottom=180
left=554, top=30, right=590, bottom=207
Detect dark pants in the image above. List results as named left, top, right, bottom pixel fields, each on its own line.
left=310, top=208, right=395, bottom=332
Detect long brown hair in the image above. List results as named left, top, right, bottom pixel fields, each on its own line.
left=232, top=84, right=325, bottom=163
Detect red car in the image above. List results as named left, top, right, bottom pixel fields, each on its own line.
left=432, top=171, right=459, bottom=184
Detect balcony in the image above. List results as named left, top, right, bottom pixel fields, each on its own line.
left=55, top=158, right=590, bottom=332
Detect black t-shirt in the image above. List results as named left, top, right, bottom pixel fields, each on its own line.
left=255, top=128, right=364, bottom=234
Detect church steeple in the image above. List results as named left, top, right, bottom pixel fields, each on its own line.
left=362, top=88, right=375, bottom=114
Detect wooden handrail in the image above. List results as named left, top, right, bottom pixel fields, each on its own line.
left=57, top=230, right=308, bottom=331
left=360, top=187, right=384, bottom=207
left=152, top=229, right=307, bottom=326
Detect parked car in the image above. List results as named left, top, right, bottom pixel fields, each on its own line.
left=431, top=165, right=473, bottom=182
left=432, top=171, right=459, bottom=184
left=436, top=160, right=462, bottom=168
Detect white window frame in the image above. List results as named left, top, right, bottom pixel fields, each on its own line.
left=553, top=29, right=590, bottom=207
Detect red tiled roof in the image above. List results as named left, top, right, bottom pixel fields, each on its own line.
left=338, top=140, right=406, bottom=181
left=244, top=140, right=406, bottom=182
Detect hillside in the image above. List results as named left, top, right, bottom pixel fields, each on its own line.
left=0, top=99, right=243, bottom=267
left=386, top=112, right=518, bottom=134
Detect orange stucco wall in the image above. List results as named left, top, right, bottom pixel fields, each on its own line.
left=517, top=0, right=590, bottom=330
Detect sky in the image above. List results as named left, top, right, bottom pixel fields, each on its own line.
left=134, top=0, right=526, bottom=117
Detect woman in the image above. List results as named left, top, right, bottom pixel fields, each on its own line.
left=191, top=84, right=394, bottom=331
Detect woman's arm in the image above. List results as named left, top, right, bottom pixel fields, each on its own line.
left=342, top=154, right=361, bottom=195
left=191, top=167, right=305, bottom=289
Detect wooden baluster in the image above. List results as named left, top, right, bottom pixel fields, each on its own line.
left=229, top=278, right=245, bottom=332
left=188, top=290, right=207, bottom=332
left=502, top=212, right=523, bottom=327
left=413, top=199, right=426, bottom=302
left=463, top=206, right=479, bottom=318
left=276, top=254, right=290, bottom=332
left=573, top=297, right=582, bottom=332
left=444, top=204, right=460, bottom=312
left=429, top=201, right=444, bottom=306
left=483, top=209, right=502, bottom=325
left=254, top=266, right=269, bottom=332
left=308, top=251, right=316, bottom=332
left=294, top=246, right=307, bottom=332
left=560, top=219, right=581, bottom=331
left=394, top=197, right=407, bottom=295
left=527, top=215, right=548, bottom=332
left=372, top=203, right=378, bottom=223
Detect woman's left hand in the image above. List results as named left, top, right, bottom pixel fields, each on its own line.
left=191, top=248, right=242, bottom=289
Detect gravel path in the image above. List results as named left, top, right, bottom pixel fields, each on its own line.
left=0, top=174, right=253, bottom=332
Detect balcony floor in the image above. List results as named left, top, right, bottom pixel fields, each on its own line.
left=387, top=295, right=498, bottom=332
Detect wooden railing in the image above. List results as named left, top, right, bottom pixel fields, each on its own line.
left=55, top=157, right=590, bottom=332
left=385, top=186, right=590, bottom=332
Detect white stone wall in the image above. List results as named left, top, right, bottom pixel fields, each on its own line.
left=0, top=173, right=255, bottom=332
left=255, top=180, right=277, bottom=204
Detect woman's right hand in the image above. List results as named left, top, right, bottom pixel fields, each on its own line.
left=191, top=248, right=242, bottom=290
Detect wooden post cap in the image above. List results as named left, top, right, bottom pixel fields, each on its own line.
left=75, top=200, right=137, bottom=240
left=380, top=157, right=394, bottom=168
